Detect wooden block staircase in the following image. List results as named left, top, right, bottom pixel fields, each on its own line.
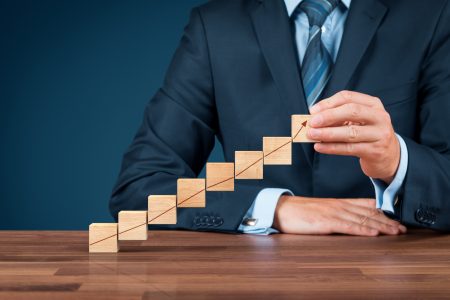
left=89, top=115, right=313, bottom=252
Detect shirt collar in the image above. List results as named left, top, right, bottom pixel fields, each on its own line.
left=284, top=0, right=351, bottom=17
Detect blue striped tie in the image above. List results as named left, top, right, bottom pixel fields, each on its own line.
left=298, top=0, right=339, bottom=107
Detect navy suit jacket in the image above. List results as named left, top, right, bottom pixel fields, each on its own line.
left=110, top=0, right=450, bottom=231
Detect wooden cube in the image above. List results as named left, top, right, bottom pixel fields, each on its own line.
left=206, top=162, right=234, bottom=191
left=235, top=151, right=264, bottom=179
left=89, top=223, right=119, bottom=253
left=292, top=114, right=317, bottom=142
left=118, top=211, right=148, bottom=241
left=148, top=195, right=177, bottom=224
left=177, top=178, right=206, bottom=207
left=263, top=137, right=292, bottom=165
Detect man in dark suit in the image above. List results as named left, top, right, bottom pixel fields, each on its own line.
left=110, top=0, right=450, bottom=235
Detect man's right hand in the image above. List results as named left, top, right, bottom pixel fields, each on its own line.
left=273, top=196, right=407, bottom=236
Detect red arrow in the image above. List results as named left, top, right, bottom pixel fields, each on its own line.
left=292, top=120, right=307, bottom=140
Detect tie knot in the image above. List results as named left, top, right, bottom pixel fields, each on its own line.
left=299, top=0, right=339, bottom=28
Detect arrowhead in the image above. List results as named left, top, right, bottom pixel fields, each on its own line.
left=301, top=121, right=307, bottom=127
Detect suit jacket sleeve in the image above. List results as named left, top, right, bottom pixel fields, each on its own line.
left=399, top=1, right=450, bottom=231
left=109, top=8, right=261, bottom=232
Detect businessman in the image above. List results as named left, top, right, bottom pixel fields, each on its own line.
left=110, top=0, right=450, bottom=236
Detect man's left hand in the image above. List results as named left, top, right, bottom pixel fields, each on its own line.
left=308, top=90, right=400, bottom=184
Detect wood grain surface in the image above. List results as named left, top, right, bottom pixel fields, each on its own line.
left=1, top=230, right=450, bottom=299
left=263, top=137, right=292, bottom=165
left=147, top=195, right=177, bottom=225
left=206, top=162, right=235, bottom=191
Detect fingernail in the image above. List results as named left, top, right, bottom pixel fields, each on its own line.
left=370, top=229, right=379, bottom=236
left=313, top=143, right=322, bottom=151
left=310, top=115, right=323, bottom=127
left=308, top=128, right=321, bottom=138
left=399, top=225, right=407, bottom=233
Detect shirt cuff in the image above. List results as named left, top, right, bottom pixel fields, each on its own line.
left=238, top=188, right=294, bottom=235
left=370, top=133, right=409, bottom=214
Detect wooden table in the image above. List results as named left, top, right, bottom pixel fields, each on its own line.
left=0, top=230, right=450, bottom=299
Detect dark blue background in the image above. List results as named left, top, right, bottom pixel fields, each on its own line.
left=0, top=0, right=224, bottom=230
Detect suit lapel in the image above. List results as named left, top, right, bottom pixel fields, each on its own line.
left=322, top=0, right=388, bottom=98
left=249, top=0, right=314, bottom=167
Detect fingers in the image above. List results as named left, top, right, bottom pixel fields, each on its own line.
left=332, top=219, right=379, bottom=236
left=333, top=216, right=402, bottom=236
left=310, top=102, right=383, bottom=128
left=308, top=125, right=381, bottom=142
left=310, top=90, right=384, bottom=114
left=331, top=199, right=407, bottom=236
left=340, top=208, right=404, bottom=235
left=314, top=142, right=372, bottom=158
left=344, top=204, right=397, bottom=226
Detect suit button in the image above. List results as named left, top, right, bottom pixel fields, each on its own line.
left=415, top=208, right=435, bottom=225
left=415, top=208, right=425, bottom=222
left=206, top=215, right=213, bottom=226
left=427, top=212, right=437, bottom=224
left=212, top=216, right=223, bottom=227
left=201, top=216, right=210, bottom=226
